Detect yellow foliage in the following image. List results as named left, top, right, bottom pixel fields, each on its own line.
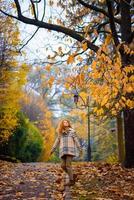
left=101, top=98, right=108, bottom=107
left=67, top=54, right=75, bottom=64
left=104, top=34, right=112, bottom=45
left=22, top=92, right=55, bottom=162
left=0, top=16, right=29, bottom=143
left=79, top=91, right=88, bottom=102
left=82, top=42, right=88, bottom=51
left=96, top=108, right=104, bottom=115
left=45, top=64, right=52, bottom=71
left=48, top=76, right=55, bottom=87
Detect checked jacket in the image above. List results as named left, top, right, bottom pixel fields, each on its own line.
left=51, top=127, right=82, bottom=158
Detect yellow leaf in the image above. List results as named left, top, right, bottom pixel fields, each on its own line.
left=48, top=76, right=54, bottom=87
left=101, top=98, right=108, bottom=106
left=84, top=65, right=88, bottom=70
left=93, top=107, right=98, bottom=112
left=91, top=61, right=97, bottom=69
left=105, top=103, right=110, bottom=108
left=105, top=35, right=112, bottom=45
left=96, top=108, right=104, bottom=115
left=67, top=54, right=75, bottom=64
left=77, top=56, right=83, bottom=62
left=82, top=42, right=88, bottom=51
left=111, top=110, right=117, bottom=115
left=115, top=103, right=119, bottom=109
left=126, top=100, right=134, bottom=108
left=79, top=92, right=87, bottom=102
left=64, top=83, right=70, bottom=90
left=45, top=64, right=52, bottom=71
left=126, top=85, right=133, bottom=93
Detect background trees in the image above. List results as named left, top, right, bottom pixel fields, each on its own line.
left=0, top=12, right=29, bottom=143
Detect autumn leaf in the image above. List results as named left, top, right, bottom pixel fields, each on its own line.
left=48, top=76, right=54, bottom=87
left=79, top=91, right=87, bottom=102
left=67, top=54, right=75, bottom=64
left=82, top=42, right=88, bottom=51
left=45, top=64, right=52, bottom=71
left=11, top=3, right=16, bottom=9
left=101, top=98, right=108, bottom=106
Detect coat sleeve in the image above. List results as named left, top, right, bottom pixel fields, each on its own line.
left=51, top=135, right=60, bottom=153
left=72, top=130, right=82, bottom=151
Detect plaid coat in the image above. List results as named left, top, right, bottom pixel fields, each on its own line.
left=51, top=128, right=82, bottom=158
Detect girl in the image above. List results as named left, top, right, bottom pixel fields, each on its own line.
left=50, top=119, right=82, bottom=186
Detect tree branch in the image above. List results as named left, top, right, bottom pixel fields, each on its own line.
left=0, top=9, right=19, bottom=20
left=30, top=0, right=38, bottom=20
left=0, top=0, right=99, bottom=52
left=19, top=27, right=40, bottom=52
left=120, top=0, right=132, bottom=42
left=0, top=9, right=99, bottom=52
left=78, top=0, right=109, bottom=16
left=77, top=0, right=120, bottom=24
left=32, top=0, right=41, bottom=2
left=14, top=0, right=22, bottom=18
left=106, top=0, right=120, bottom=46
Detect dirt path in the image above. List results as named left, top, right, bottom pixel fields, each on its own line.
left=0, top=160, right=134, bottom=200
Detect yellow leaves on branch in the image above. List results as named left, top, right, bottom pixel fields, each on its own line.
left=82, top=41, right=88, bottom=51
left=48, top=76, right=55, bottom=88
left=45, top=64, right=52, bottom=72
left=65, top=82, right=70, bottom=90
left=56, top=19, right=64, bottom=26
left=76, top=73, right=85, bottom=86
left=79, top=91, right=88, bottom=102
left=90, top=51, right=134, bottom=116
left=104, top=34, right=112, bottom=45
left=67, top=53, right=76, bottom=64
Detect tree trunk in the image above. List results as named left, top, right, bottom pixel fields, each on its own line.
left=120, top=0, right=134, bottom=168
left=117, top=114, right=125, bottom=165
left=123, top=109, right=134, bottom=168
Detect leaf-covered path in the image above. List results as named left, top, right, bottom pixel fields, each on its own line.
left=0, top=160, right=134, bottom=200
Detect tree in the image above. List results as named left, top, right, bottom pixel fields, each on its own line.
left=21, top=87, right=55, bottom=161
left=0, top=112, right=44, bottom=162
left=0, top=12, right=29, bottom=143
left=0, top=0, right=133, bottom=167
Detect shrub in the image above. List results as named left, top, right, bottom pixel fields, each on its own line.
left=0, top=112, right=44, bottom=162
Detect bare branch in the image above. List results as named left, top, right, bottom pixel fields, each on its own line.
left=0, top=9, right=19, bottom=20
left=30, top=0, right=37, bottom=20
left=19, top=27, right=39, bottom=52
left=32, top=0, right=42, bottom=3
left=14, top=0, right=22, bottom=18
left=0, top=0, right=99, bottom=52
left=0, top=10, right=99, bottom=52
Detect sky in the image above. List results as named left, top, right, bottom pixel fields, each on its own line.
left=18, top=0, right=69, bottom=64
left=17, top=1, right=71, bottom=118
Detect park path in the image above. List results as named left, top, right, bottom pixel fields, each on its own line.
left=0, top=160, right=134, bottom=200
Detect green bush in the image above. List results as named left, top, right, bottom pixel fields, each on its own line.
left=0, top=112, right=44, bottom=162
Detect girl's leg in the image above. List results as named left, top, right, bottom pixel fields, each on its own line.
left=65, top=155, right=74, bottom=181
left=61, top=155, right=66, bottom=171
